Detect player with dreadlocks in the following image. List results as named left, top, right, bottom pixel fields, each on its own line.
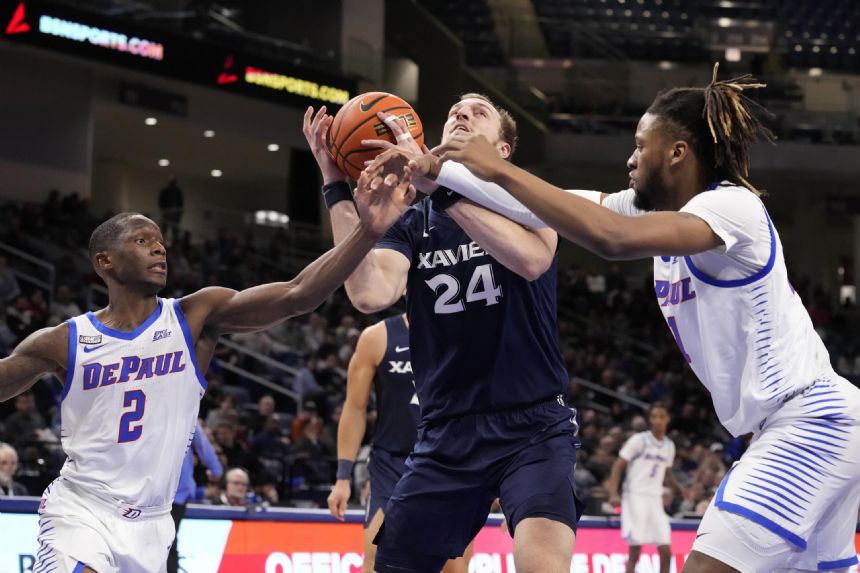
left=382, top=63, right=860, bottom=573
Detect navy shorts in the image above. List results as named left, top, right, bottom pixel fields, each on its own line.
left=374, top=397, right=583, bottom=560
left=366, top=448, right=409, bottom=528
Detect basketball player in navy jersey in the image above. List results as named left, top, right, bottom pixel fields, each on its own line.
left=304, top=96, right=581, bottom=573
left=326, top=314, right=472, bottom=573
left=0, top=162, right=414, bottom=573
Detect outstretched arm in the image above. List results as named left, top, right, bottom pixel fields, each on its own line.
left=436, top=134, right=722, bottom=260
left=447, top=200, right=557, bottom=280
left=303, top=106, right=410, bottom=313
left=182, top=161, right=415, bottom=336
left=0, top=325, right=67, bottom=402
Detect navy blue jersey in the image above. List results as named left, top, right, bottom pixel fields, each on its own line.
left=376, top=198, right=569, bottom=421
left=372, top=315, right=420, bottom=454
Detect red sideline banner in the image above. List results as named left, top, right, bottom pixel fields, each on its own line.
left=1, top=506, right=859, bottom=572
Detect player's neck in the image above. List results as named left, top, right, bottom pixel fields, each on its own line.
left=650, top=429, right=665, bottom=441
left=101, top=292, right=160, bottom=331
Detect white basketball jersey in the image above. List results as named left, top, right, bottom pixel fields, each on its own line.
left=619, top=431, right=675, bottom=497
left=59, top=298, right=205, bottom=508
left=603, top=184, right=833, bottom=436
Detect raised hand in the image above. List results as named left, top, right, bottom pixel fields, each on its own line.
left=354, top=151, right=417, bottom=236
left=302, top=106, right=346, bottom=184
left=432, top=132, right=508, bottom=182
left=363, top=112, right=440, bottom=194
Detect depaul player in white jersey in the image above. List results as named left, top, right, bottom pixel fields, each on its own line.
left=400, top=63, right=860, bottom=573
left=606, top=404, right=679, bottom=573
left=0, top=160, right=415, bottom=573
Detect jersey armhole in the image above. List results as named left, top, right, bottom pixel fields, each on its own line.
left=172, top=299, right=208, bottom=392
left=58, top=319, right=77, bottom=402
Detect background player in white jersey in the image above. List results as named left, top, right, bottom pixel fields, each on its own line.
left=326, top=314, right=471, bottom=573
left=406, top=63, right=860, bottom=573
left=0, top=161, right=414, bottom=573
left=606, top=404, right=678, bottom=573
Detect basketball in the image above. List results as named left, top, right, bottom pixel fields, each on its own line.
left=325, top=92, right=424, bottom=180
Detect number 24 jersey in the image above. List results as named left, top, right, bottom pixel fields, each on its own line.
left=377, top=198, right=569, bottom=422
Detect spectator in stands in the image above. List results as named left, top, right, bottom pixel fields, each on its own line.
left=25, top=290, right=49, bottom=325
left=213, top=423, right=257, bottom=477
left=158, top=176, right=184, bottom=243
left=247, top=395, right=276, bottom=435
left=205, top=394, right=239, bottom=430
left=0, top=256, right=20, bottom=302
left=3, top=391, right=47, bottom=449
left=214, top=467, right=251, bottom=507
left=291, top=400, right=319, bottom=443
left=301, top=312, right=327, bottom=353
left=0, top=442, right=27, bottom=496
left=6, top=295, right=37, bottom=339
left=251, top=415, right=291, bottom=459
left=47, top=284, right=81, bottom=325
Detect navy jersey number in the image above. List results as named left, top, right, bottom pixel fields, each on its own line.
left=425, top=264, right=503, bottom=314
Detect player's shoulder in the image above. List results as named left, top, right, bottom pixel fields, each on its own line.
left=683, top=181, right=762, bottom=212
left=13, top=323, right=69, bottom=365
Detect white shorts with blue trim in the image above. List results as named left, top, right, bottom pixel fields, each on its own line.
left=693, top=375, right=860, bottom=572
left=621, top=493, right=672, bottom=546
left=34, top=478, right=175, bottom=573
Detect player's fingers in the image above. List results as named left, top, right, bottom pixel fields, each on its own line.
left=383, top=172, right=399, bottom=187
left=379, top=112, right=405, bottom=135
left=421, top=143, right=432, bottom=154
left=361, top=139, right=396, bottom=150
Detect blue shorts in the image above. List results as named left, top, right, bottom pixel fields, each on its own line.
left=366, top=448, right=409, bottom=528
left=374, top=397, right=583, bottom=560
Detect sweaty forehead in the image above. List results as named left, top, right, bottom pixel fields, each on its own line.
left=449, top=98, right=499, bottom=117
left=122, top=217, right=162, bottom=237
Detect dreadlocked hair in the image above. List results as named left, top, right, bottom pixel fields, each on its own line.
left=646, top=63, right=776, bottom=193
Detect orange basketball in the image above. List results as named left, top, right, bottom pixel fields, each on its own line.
left=325, top=92, right=424, bottom=180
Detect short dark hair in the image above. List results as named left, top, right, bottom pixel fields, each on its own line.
left=459, top=92, right=519, bottom=157
left=87, top=212, right=141, bottom=260
left=648, top=402, right=669, bottom=416
left=646, top=63, right=775, bottom=193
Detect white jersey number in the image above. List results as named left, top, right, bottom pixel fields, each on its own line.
left=425, top=264, right=503, bottom=315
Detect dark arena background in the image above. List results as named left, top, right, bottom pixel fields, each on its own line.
left=0, top=1, right=858, bottom=571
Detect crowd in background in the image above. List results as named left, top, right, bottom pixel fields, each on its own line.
left=0, top=192, right=857, bottom=518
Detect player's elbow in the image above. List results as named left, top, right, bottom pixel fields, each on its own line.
left=345, top=289, right=393, bottom=314
left=593, top=229, right=634, bottom=261
left=520, top=256, right=553, bottom=282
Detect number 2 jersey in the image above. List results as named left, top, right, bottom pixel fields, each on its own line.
left=602, top=183, right=833, bottom=436
left=376, top=198, right=569, bottom=422
left=58, top=298, right=205, bottom=508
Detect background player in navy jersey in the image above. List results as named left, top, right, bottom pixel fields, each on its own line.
left=326, top=314, right=471, bottom=573
left=304, top=96, right=581, bottom=573
left=0, top=162, right=414, bottom=573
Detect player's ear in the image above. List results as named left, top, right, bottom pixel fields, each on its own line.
left=669, top=141, right=688, bottom=166
left=94, top=251, right=112, bottom=272
left=496, top=140, right=512, bottom=160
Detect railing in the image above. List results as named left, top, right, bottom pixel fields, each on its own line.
left=0, top=242, right=56, bottom=303
left=215, top=337, right=303, bottom=414
left=572, top=376, right=650, bottom=413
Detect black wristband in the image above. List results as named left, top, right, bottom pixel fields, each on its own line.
left=430, top=186, right=463, bottom=211
left=336, top=459, right=354, bottom=480
left=322, top=181, right=353, bottom=209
